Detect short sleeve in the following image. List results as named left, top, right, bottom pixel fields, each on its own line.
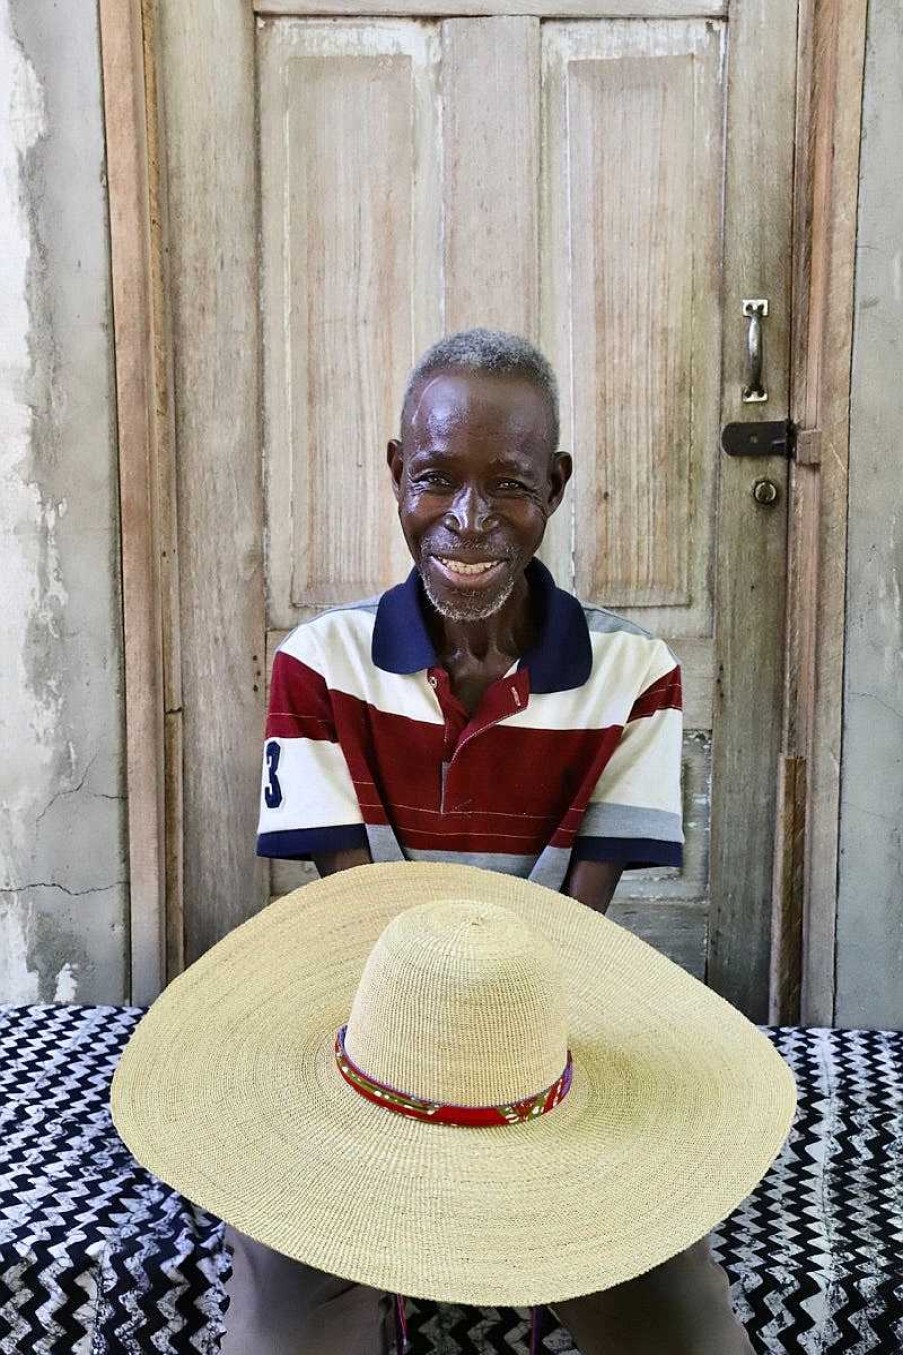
left=256, top=642, right=367, bottom=861
left=572, top=642, right=684, bottom=870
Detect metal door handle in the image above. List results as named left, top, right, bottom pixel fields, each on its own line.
left=742, top=299, right=768, bottom=402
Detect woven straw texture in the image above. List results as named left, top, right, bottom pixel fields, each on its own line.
left=109, top=862, right=797, bottom=1307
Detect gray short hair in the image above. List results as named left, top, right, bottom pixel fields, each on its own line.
left=399, top=327, right=560, bottom=451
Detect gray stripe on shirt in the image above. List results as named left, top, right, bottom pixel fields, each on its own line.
left=578, top=802, right=684, bottom=842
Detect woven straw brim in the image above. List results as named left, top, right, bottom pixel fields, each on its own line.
left=110, top=862, right=797, bottom=1307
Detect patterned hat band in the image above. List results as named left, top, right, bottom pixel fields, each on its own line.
left=334, top=1025, right=573, bottom=1127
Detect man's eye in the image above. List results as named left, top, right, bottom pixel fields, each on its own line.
left=497, top=479, right=527, bottom=491
left=415, top=472, right=452, bottom=487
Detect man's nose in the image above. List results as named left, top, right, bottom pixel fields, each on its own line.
left=445, top=484, right=495, bottom=534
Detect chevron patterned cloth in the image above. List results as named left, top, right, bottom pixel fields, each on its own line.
left=0, top=1006, right=900, bottom=1354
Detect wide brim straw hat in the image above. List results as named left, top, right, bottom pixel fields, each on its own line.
left=110, top=861, right=797, bottom=1307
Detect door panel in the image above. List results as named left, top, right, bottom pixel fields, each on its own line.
left=441, top=18, right=540, bottom=335
left=259, top=14, right=727, bottom=970
left=160, top=0, right=798, bottom=1014
left=259, top=21, right=442, bottom=620
left=540, top=20, right=724, bottom=633
left=537, top=19, right=726, bottom=974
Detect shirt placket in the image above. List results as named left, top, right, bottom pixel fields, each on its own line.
left=427, top=666, right=530, bottom=814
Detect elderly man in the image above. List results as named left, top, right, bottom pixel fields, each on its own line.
left=222, top=329, right=755, bottom=1355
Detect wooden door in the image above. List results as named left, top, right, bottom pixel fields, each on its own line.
left=157, top=0, right=798, bottom=1021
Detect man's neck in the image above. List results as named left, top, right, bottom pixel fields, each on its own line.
left=424, top=567, right=538, bottom=670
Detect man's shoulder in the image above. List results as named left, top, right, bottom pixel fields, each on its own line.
left=577, top=600, right=680, bottom=675
left=579, top=601, right=655, bottom=641
left=276, top=595, right=381, bottom=669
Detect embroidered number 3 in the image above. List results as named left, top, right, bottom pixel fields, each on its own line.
left=264, top=740, right=283, bottom=809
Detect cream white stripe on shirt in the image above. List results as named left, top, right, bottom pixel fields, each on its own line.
left=279, top=610, right=443, bottom=726
left=259, top=736, right=363, bottom=834
left=279, top=607, right=676, bottom=733
left=585, top=706, right=683, bottom=818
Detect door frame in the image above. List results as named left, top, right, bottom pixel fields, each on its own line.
left=101, top=0, right=867, bottom=1013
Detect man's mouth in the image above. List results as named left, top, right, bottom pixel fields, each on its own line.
left=431, top=556, right=507, bottom=584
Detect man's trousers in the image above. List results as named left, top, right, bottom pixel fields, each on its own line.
left=219, top=1221, right=756, bottom=1354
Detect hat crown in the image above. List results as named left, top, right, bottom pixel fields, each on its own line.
left=344, top=898, right=568, bottom=1106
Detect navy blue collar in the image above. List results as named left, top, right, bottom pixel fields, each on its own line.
left=371, top=557, right=592, bottom=694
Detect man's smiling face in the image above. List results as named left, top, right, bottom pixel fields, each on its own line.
left=387, top=369, right=572, bottom=622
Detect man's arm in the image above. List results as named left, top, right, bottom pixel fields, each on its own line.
left=314, top=853, right=620, bottom=904
left=565, top=646, right=684, bottom=891
left=312, top=847, right=372, bottom=877
left=562, top=859, right=623, bottom=915
left=257, top=642, right=372, bottom=865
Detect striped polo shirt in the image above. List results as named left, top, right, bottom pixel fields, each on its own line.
left=256, top=558, right=684, bottom=890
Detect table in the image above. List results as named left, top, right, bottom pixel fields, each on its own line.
left=0, top=1004, right=900, bottom=1354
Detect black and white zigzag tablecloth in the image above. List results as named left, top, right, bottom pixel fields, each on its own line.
left=0, top=1004, right=901, bottom=1354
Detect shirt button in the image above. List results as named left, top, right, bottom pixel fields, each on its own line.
left=428, top=675, right=438, bottom=688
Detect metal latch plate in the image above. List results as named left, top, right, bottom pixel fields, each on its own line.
left=720, top=420, right=795, bottom=458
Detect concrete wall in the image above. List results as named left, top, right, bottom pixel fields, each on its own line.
left=0, top=1, right=128, bottom=1004
left=836, top=0, right=903, bottom=1030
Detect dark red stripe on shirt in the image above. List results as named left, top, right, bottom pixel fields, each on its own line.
left=262, top=655, right=659, bottom=860
left=626, top=665, right=682, bottom=723
left=266, top=652, right=335, bottom=741
left=330, top=688, right=622, bottom=825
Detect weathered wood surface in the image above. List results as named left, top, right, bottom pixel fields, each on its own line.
left=792, top=0, right=867, bottom=1027
left=769, top=753, right=806, bottom=1023
left=149, top=2, right=873, bottom=1024
left=441, top=17, right=540, bottom=337
left=770, top=452, right=819, bottom=1024
left=769, top=0, right=867, bottom=1027
left=99, top=0, right=166, bottom=1003
left=258, top=15, right=728, bottom=951
left=708, top=0, right=797, bottom=1022
left=256, top=0, right=725, bottom=16
left=259, top=19, right=441, bottom=622
left=157, top=0, right=268, bottom=960
left=124, top=0, right=869, bottom=1012
left=143, top=0, right=186, bottom=986
left=539, top=20, right=724, bottom=631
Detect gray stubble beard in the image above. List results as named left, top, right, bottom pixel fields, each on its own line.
left=419, top=563, right=518, bottom=623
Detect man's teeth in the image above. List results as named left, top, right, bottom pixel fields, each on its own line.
left=437, top=558, right=498, bottom=575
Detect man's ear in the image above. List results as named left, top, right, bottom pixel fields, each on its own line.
left=546, top=451, right=573, bottom=515
left=387, top=438, right=404, bottom=503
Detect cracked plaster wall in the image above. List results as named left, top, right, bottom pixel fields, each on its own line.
left=0, top=1, right=127, bottom=1003
left=837, top=0, right=903, bottom=1029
